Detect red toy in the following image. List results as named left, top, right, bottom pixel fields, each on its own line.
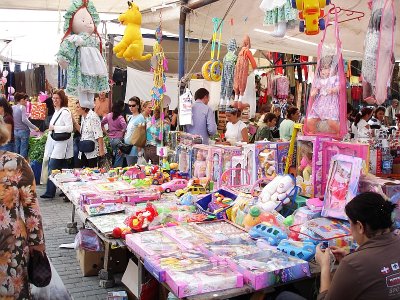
left=124, top=203, right=159, bottom=232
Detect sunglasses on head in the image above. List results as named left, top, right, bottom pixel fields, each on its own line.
left=129, top=104, right=137, bottom=107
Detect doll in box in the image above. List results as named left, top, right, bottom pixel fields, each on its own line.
left=297, top=142, right=313, bottom=182
left=306, top=56, right=340, bottom=134
left=193, top=151, right=207, bottom=178
left=258, top=149, right=276, bottom=177
left=326, top=161, right=351, bottom=211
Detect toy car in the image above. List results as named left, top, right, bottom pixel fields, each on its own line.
left=277, top=239, right=316, bottom=261
left=152, top=172, right=170, bottom=185
left=160, top=179, right=189, bottom=193
left=175, top=185, right=207, bottom=197
left=170, top=170, right=190, bottom=180
left=248, top=224, right=288, bottom=246
left=292, top=0, right=330, bottom=35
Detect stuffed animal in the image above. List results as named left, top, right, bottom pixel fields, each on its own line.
left=57, top=0, right=109, bottom=109
left=219, top=38, right=238, bottom=107
left=113, top=1, right=152, bottom=62
left=258, top=175, right=296, bottom=211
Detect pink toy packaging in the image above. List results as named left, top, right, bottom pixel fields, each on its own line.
left=226, top=250, right=310, bottom=290
left=165, top=264, right=243, bottom=298
left=191, top=144, right=211, bottom=179
left=177, top=145, right=192, bottom=174
left=321, top=141, right=369, bottom=192
left=209, top=146, right=224, bottom=189
left=322, top=154, right=363, bottom=220
left=296, top=136, right=331, bottom=198
left=255, top=141, right=289, bottom=178
left=217, top=145, right=243, bottom=172
left=242, top=144, right=256, bottom=184
left=303, top=9, right=347, bottom=139
left=161, top=224, right=213, bottom=249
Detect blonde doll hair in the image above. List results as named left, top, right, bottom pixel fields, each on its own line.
left=0, top=117, right=11, bottom=146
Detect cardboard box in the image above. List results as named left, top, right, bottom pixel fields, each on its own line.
left=76, top=249, right=104, bottom=276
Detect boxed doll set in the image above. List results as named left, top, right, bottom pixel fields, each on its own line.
left=322, top=154, right=363, bottom=220
left=226, top=250, right=310, bottom=290
left=162, top=223, right=213, bottom=249
left=242, top=144, right=257, bottom=184
left=176, top=145, right=193, bottom=174
left=255, top=141, right=289, bottom=178
left=321, top=141, right=369, bottom=192
left=191, top=144, right=212, bottom=179
left=208, top=146, right=224, bottom=189
left=296, top=136, right=331, bottom=198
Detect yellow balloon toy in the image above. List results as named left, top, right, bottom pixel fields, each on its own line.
left=113, top=1, right=152, bottom=61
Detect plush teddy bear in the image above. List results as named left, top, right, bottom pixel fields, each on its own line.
left=57, top=0, right=109, bottom=109
left=258, top=175, right=295, bottom=211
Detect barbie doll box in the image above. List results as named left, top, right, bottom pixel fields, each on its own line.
left=242, top=144, right=257, bottom=184
left=208, top=146, right=225, bottom=189
left=255, top=141, right=289, bottom=178
left=125, top=229, right=185, bottom=259
left=226, top=250, right=310, bottom=290
left=321, top=141, right=369, bottom=192
left=191, top=144, right=212, bottom=179
left=296, top=136, right=331, bottom=198
left=165, top=264, right=243, bottom=298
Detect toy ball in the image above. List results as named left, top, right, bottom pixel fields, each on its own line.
left=112, top=227, right=122, bottom=238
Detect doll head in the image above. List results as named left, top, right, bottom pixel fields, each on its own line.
left=196, top=151, right=205, bottom=161
left=242, top=35, right=251, bottom=48
left=318, top=55, right=337, bottom=79
left=119, top=1, right=142, bottom=26
left=72, top=7, right=95, bottom=34
left=300, top=143, right=313, bottom=161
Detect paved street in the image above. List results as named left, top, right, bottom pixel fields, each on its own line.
left=36, top=185, right=126, bottom=300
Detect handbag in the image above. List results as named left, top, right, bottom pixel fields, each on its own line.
left=28, top=250, right=52, bottom=287
left=50, top=109, right=71, bottom=141
left=78, top=140, right=95, bottom=153
left=130, top=123, right=146, bottom=148
left=118, top=141, right=133, bottom=155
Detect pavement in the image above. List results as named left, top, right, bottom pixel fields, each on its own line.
left=36, top=185, right=126, bottom=300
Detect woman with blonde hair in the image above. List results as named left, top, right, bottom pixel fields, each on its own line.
left=0, top=116, right=46, bottom=299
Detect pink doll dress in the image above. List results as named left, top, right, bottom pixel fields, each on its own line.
left=308, top=76, right=339, bottom=121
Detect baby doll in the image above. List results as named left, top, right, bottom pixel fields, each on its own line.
left=327, top=163, right=351, bottom=211
left=297, top=143, right=313, bottom=182
left=306, top=56, right=340, bottom=134
left=57, top=0, right=109, bottom=109
left=193, top=151, right=207, bottom=178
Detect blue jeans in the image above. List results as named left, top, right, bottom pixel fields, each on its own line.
left=110, top=138, right=124, bottom=168
left=14, top=129, right=30, bottom=158
left=0, top=141, right=15, bottom=152
left=43, top=158, right=69, bottom=197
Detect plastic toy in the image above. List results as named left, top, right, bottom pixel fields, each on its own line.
left=248, top=224, right=288, bottom=246
left=202, top=18, right=223, bottom=82
left=57, top=0, right=109, bottom=109
left=152, top=172, right=170, bottom=185
left=175, top=185, right=207, bottom=198
left=258, top=175, right=297, bottom=212
left=124, top=203, right=158, bottom=232
left=170, top=170, right=190, bottom=180
left=277, top=239, right=316, bottom=261
left=242, top=206, right=262, bottom=230
left=160, top=179, right=188, bottom=193
left=179, top=192, right=197, bottom=206
left=292, top=0, right=330, bottom=35
left=113, top=1, right=152, bottom=61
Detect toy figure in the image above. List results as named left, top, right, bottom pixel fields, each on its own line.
left=326, top=163, right=351, bottom=211
left=258, top=175, right=296, bottom=211
left=258, top=149, right=276, bottom=177
left=57, top=0, right=109, bottom=109
left=297, top=143, right=313, bottom=182
left=113, top=1, right=152, bottom=62
left=193, top=151, right=207, bottom=178
left=233, top=35, right=257, bottom=105
left=306, top=56, right=340, bottom=134
left=220, top=38, right=238, bottom=106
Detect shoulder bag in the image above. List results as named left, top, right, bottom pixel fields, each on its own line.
left=50, top=109, right=72, bottom=141
left=78, top=116, right=96, bottom=153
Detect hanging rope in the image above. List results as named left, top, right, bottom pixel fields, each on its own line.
left=180, top=0, right=237, bottom=87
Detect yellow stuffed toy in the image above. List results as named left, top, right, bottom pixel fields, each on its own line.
left=113, top=1, right=151, bottom=61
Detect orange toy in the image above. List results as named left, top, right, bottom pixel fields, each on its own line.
left=292, top=0, right=330, bottom=35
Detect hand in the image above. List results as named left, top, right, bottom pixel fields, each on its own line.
left=48, top=125, right=54, bottom=131
left=29, top=244, right=45, bottom=253
left=329, top=246, right=348, bottom=263
left=315, top=244, right=331, bottom=269
left=35, top=127, right=40, bottom=132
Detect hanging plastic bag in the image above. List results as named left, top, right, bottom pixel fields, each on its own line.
left=303, top=10, right=347, bottom=139
left=362, top=0, right=396, bottom=105
left=179, top=88, right=194, bottom=126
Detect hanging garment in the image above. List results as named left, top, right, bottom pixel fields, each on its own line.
left=220, top=39, right=238, bottom=102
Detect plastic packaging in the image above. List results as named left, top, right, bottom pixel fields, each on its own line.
left=74, top=228, right=104, bottom=251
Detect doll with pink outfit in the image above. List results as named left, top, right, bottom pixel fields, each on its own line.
left=297, top=143, right=313, bottom=182
left=306, top=56, right=340, bottom=134
left=193, top=150, right=208, bottom=178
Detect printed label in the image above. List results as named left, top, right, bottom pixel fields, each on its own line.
left=387, top=273, right=400, bottom=287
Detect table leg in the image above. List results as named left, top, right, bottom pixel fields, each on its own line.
left=99, top=242, right=116, bottom=288
left=65, top=204, right=78, bottom=234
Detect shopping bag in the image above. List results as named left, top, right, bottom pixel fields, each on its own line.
left=179, top=88, right=194, bottom=126
left=130, top=123, right=146, bottom=148
left=303, top=9, right=347, bottom=140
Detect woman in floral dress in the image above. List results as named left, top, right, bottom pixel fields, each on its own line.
left=0, top=117, right=46, bottom=299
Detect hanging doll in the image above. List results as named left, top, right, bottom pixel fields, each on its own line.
left=219, top=38, right=238, bottom=107
left=306, top=56, right=340, bottom=134
left=57, top=0, right=109, bottom=109
left=233, top=35, right=257, bottom=107
left=260, top=0, right=297, bottom=37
